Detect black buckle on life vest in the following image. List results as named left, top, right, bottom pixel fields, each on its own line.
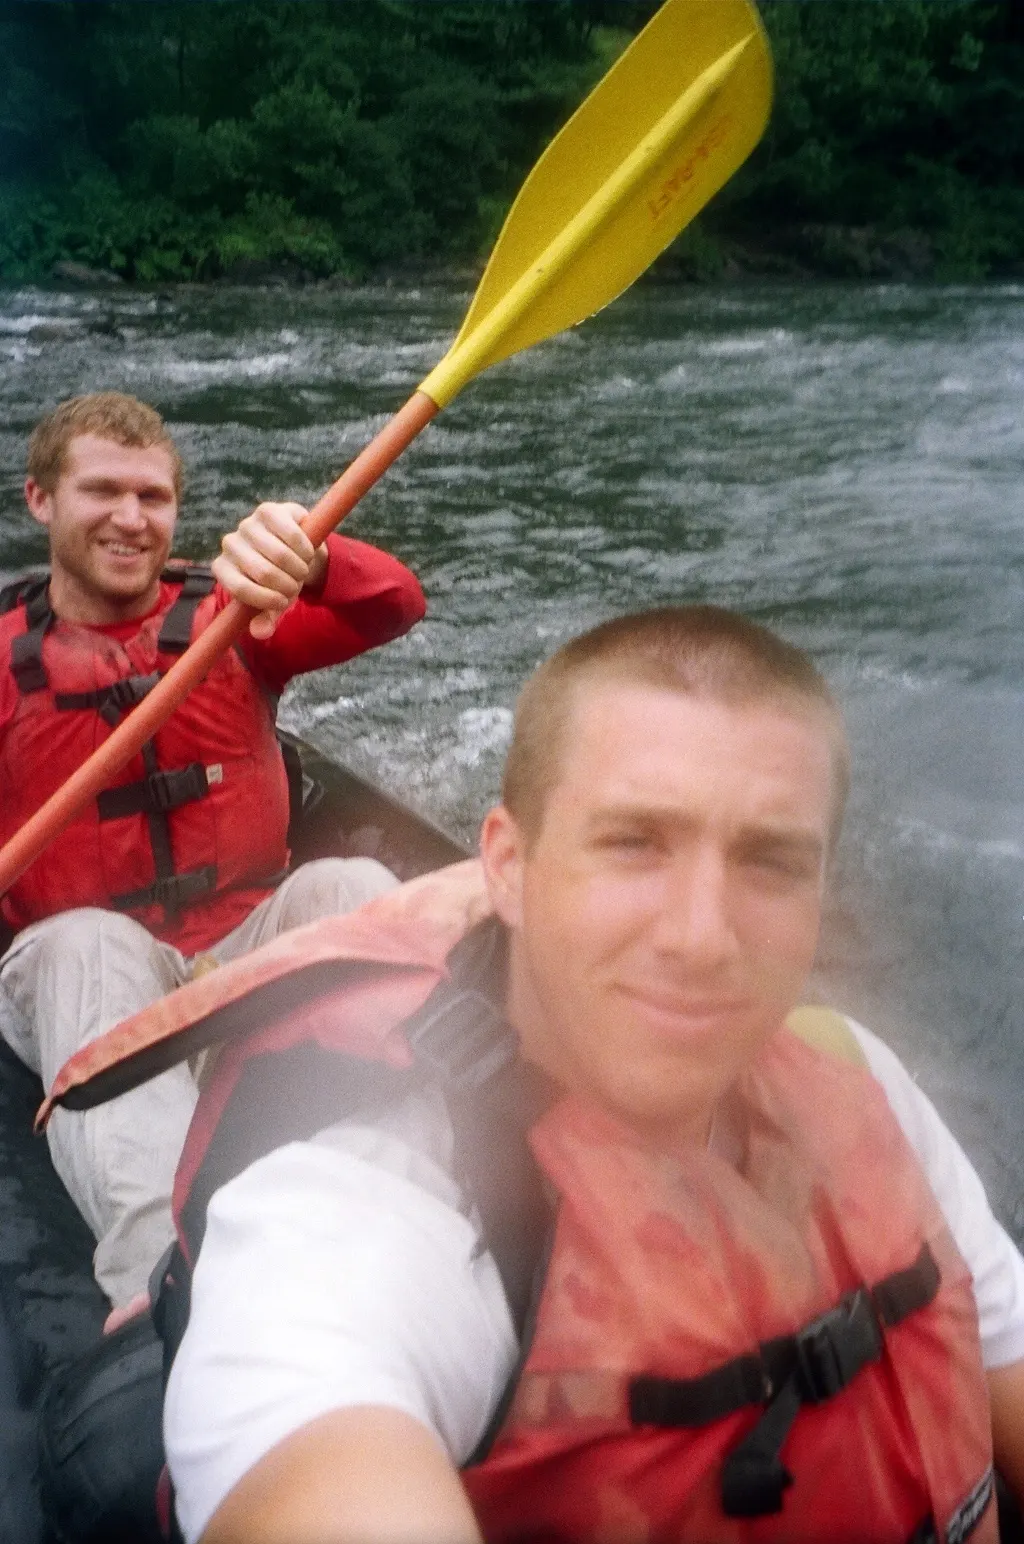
left=97, top=763, right=211, bottom=821
left=55, top=672, right=161, bottom=728
left=790, top=1286, right=882, bottom=1403
left=110, top=865, right=217, bottom=915
left=628, top=1242, right=941, bottom=1521
left=406, top=987, right=516, bottom=1091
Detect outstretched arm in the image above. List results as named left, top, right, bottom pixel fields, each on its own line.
left=201, top=1407, right=481, bottom=1544
left=164, top=1127, right=515, bottom=1544
left=845, top=1022, right=1024, bottom=1513
left=989, top=1359, right=1024, bottom=1512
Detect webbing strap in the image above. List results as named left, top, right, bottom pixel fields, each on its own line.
left=97, top=762, right=210, bottom=820
left=109, top=863, right=289, bottom=919
left=401, top=919, right=552, bottom=1339
left=139, top=740, right=179, bottom=913
left=720, top=1379, right=801, bottom=1516
left=110, top=865, right=218, bottom=917
left=156, top=568, right=215, bottom=653
left=628, top=1243, right=941, bottom=1518
left=405, top=985, right=516, bottom=1092
left=10, top=581, right=54, bottom=693
left=0, top=573, right=46, bottom=616
left=872, top=1244, right=941, bottom=1328
left=55, top=672, right=161, bottom=728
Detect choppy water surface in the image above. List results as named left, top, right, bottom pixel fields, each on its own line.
left=1, top=278, right=1022, bottom=1239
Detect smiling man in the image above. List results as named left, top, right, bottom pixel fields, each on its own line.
left=489, top=674, right=836, bottom=1147
left=0, top=391, right=425, bottom=1311
left=122, top=605, right=1024, bottom=1544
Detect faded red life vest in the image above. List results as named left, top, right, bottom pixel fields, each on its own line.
left=40, top=862, right=997, bottom=1543
left=463, top=1056, right=995, bottom=1544
left=0, top=569, right=290, bottom=954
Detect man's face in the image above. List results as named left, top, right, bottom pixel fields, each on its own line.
left=481, top=681, right=834, bottom=1144
left=25, top=434, right=178, bottom=623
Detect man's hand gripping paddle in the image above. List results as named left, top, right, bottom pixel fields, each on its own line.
left=0, top=0, right=771, bottom=900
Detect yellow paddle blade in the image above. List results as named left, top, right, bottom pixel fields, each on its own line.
left=419, top=0, right=771, bottom=409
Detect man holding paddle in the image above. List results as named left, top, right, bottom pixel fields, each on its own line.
left=0, top=391, right=424, bottom=1311
left=51, top=606, right=1022, bottom=1542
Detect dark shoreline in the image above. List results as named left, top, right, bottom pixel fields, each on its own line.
left=10, top=222, right=1022, bottom=297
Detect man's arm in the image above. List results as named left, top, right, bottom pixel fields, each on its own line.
left=164, top=1121, right=515, bottom=1544
left=988, top=1359, right=1024, bottom=1510
left=846, top=1020, right=1024, bottom=1509
left=201, top=1407, right=481, bottom=1544
left=846, top=1021, right=1024, bottom=1368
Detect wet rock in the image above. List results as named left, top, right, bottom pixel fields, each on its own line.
left=217, top=258, right=316, bottom=286
left=769, top=225, right=935, bottom=280
left=25, top=322, right=80, bottom=343
left=50, top=261, right=124, bottom=288
left=372, top=258, right=480, bottom=287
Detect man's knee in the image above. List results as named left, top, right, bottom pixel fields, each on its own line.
left=276, top=857, right=399, bottom=927
left=21, top=908, right=152, bottom=970
left=2, top=908, right=184, bottom=1082
left=1, top=909, right=149, bottom=1027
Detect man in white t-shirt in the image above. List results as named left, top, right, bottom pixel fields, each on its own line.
left=163, top=606, right=1024, bottom=1544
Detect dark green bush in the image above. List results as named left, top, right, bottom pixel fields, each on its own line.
left=0, top=0, right=1021, bottom=283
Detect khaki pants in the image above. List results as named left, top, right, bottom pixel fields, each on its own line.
left=0, top=858, right=397, bottom=1306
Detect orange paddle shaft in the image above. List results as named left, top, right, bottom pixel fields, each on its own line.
left=0, top=390, right=438, bottom=900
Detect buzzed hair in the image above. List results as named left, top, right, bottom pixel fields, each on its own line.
left=27, top=393, right=183, bottom=498
left=502, top=606, right=850, bottom=849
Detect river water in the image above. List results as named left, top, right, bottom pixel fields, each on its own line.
left=1, top=278, right=1022, bottom=1241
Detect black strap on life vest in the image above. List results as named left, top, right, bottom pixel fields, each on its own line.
left=155, top=567, right=216, bottom=653
left=8, top=580, right=53, bottom=694
left=109, top=866, right=218, bottom=917
left=629, top=1241, right=941, bottom=1518
left=0, top=573, right=46, bottom=616
left=401, top=921, right=552, bottom=1337
left=55, top=671, right=162, bottom=728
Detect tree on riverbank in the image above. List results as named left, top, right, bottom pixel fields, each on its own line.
left=731, top=0, right=1024, bottom=278
left=0, top=0, right=1021, bottom=284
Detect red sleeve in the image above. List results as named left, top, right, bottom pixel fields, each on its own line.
left=230, top=534, right=426, bottom=697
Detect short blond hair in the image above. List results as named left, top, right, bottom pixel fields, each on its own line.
left=27, top=393, right=183, bottom=498
left=503, top=606, right=850, bottom=851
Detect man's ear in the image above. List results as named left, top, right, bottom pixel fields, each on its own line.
left=479, top=804, right=526, bottom=930
left=24, top=478, right=53, bottom=529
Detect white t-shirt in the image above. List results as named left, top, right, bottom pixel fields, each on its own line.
left=165, top=1019, right=1024, bottom=1544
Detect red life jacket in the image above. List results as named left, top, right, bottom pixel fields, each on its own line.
left=0, top=569, right=290, bottom=954
left=40, top=862, right=997, bottom=1543
left=463, top=1059, right=994, bottom=1544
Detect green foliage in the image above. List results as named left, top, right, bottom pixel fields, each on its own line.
left=0, top=0, right=598, bottom=280
left=726, top=0, right=1024, bottom=274
left=0, top=0, right=1021, bottom=283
